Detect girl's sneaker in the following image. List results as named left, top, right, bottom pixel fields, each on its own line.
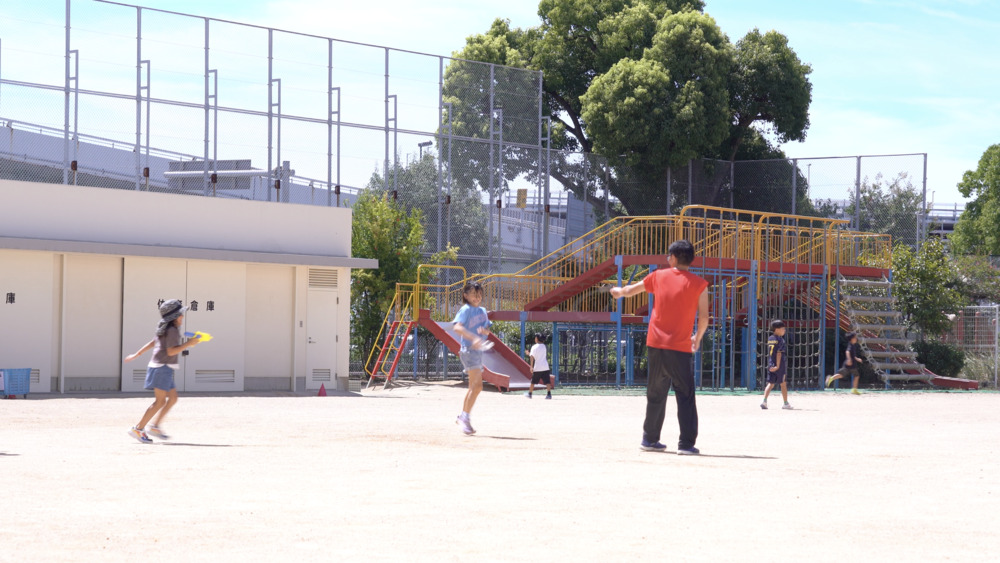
left=456, top=414, right=475, bottom=435
left=128, top=426, right=153, bottom=443
left=147, top=425, right=170, bottom=440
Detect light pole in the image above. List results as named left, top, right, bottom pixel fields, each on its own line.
left=807, top=163, right=811, bottom=197
left=417, top=140, right=432, bottom=159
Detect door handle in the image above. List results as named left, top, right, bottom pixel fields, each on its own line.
left=308, top=338, right=316, bottom=344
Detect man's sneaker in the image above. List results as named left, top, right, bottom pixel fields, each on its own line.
left=147, top=425, right=170, bottom=440
left=677, top=447, right=700, bottom=456
left=825, top=375, right=834, bottom=388
left=545, top=393, right=552, bottom=400
left=524, top=392, right=532, bottom=399
left=760, top=402, right=768, bottom=410
left=456, top=415, right=475, bottom=435
left=851, top=388, right=862, bottom=395
left=782, top=403, right=794, bottom=410
left=128, top=427, right=153, bottom=443
left=640, top=441, right=667, bottom=452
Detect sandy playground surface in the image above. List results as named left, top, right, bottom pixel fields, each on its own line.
left=1, top=383, right=998, bottom=562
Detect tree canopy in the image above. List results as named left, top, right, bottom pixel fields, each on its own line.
left=444, top=0, right=813, bottom=216
left=950, top=144, right=1000, bottom=255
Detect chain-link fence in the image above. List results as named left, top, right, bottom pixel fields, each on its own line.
left=4, top=1, right=943, bottom=387
left=940, top=305, right=999, bottom=388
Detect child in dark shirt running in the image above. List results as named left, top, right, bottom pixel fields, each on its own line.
left=826, top=331, right=865, bottom=395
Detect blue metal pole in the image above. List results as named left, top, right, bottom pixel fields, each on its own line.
left=552, top=322, right=560, bottom=385
left=748, top=260, right=758, bottom=391
left=819, top=266, right=828, bottom=390
left=519, top=311, right=527, bottom=357
left=615, top=255, right=624, bottom=389
left=412, top=325, right=418, bottom=380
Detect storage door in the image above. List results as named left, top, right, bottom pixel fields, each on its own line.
left=306, top=268, right=339, bottom=390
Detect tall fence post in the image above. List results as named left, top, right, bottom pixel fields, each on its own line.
left=854, top=156, right=862, bottom=230
left=687, top=159, right=693, bottom=206
left=920, top=153, right=928, bottom=246
left=791, top=158, right=798, bottom=215
left=134, top=7, right=142, bottom=191
left=63, top=0, right=71, bottom=185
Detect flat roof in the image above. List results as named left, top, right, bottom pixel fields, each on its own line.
left=0, top=236, right=378, bottom=269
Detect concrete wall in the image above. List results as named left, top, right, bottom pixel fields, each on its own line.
left=0, top=178, right=352, bottom=257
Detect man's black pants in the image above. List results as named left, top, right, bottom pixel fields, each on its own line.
left=643, top=346, right=698, bottom=449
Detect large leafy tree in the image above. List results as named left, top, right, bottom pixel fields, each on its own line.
left=890, top=238, right=965, bottom=337
left=950, top=144, right=1000, bottom=255
left=443, top=0, right=813, bottom=216
left=350, top=191, right=427, bottom=362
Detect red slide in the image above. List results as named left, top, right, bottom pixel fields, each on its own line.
left=417, top=310, right=532, bottom=392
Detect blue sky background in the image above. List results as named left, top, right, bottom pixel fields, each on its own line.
left=4, top=0, right=998, bottom=204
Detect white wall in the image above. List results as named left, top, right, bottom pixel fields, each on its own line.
left=0, top=179, right=352, bottom=257
left=60, top=255, right=124, bottom=391
left=0, top=179, right=363, bottom=393
left=245, top=264, right=295, bottom=389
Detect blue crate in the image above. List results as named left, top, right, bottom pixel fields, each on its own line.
left=1, top=368, right=31, bottom=398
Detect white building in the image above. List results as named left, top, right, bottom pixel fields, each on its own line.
left=0, top=178, right=375, bottom=394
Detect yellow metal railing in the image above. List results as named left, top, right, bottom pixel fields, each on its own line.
left=387, top=207, right=893, bottom=326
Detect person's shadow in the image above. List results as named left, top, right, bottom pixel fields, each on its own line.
left=0, top=452, right=20, bottom=456
left=160, top=443, right=236, bottom=448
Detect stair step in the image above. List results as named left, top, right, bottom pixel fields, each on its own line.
left=849, top=310, right=901, bottom=317
left=843, top=295, right=896, bottom=303
left=883, top=372, right=934, bottom=382
left=855, top=324, right=908, bottom=332
left=872, top=362, right=925, bottom=371
left=866, top=350, right=918, bottom=358
left=839, top=279, right=890, bottom=287
left=861, top=338, right=914, bottom=347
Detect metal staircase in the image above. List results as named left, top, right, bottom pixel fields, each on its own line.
left=365, top=291, right=416, bottom=389
left=837, top=275, right=932, bottom=383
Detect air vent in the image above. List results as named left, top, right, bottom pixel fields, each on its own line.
left=133, top=369, right=147, bottom=384
left=195, top=370, right=236, bottom=383
left=312, top=369, right=332, bottom=382
left=30, top=369, right=41, bottom=383
left=309, top=268, right=338, bottom=289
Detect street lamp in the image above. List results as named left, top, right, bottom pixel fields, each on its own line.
left=417, top=140, right=433, bottom=159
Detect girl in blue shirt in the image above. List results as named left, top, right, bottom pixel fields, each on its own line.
left=453, top=281, right=491, bottom=435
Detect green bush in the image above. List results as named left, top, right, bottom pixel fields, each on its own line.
left=960, top=355, right=998, bottom=388
left=913, top=339, right=966, bottom=378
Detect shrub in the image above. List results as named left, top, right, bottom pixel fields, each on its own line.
left=960, top=355, right=998, bottom=389
left=913, top=339, right=966, bottom=378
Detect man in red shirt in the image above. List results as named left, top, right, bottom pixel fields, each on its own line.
left=611, top=240, right=709, bottom=455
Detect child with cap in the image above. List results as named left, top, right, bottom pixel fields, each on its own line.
left=124, top=299, right=202, bottom=443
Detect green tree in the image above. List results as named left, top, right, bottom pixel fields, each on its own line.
left=444, top=1, right=813, bottom=216
left=350, top=190, right=427, bottom=362
left=950, top=144, right=1000, bottom=255
left=890, top=238, right=965, bottom=337
left=951, top=254, right=1000, bottom=304
left=366, top=154, right=490, bottom=265
left=820, top=172, right=923, bottom=245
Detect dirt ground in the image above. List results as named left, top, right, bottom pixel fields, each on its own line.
left=1, top=383, right=997, bottom=562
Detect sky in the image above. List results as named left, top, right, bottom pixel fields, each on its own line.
left=2, top=0, right=998, bottom=205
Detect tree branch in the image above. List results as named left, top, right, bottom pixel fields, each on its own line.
left=545, top=88, right=592, bottom=152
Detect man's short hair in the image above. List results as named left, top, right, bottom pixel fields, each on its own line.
left=668, top=239, right=695, bottom=266
left=845, top=331, right=857, bottom=341
left=770, top=320, right=786, bottom=331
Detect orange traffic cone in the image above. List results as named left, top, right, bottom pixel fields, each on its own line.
left=318, top=383, right=327, bottom=397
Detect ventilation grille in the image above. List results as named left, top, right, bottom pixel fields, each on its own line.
left=309, top=268, right=338, bottom=289
left=312, top=369, right=332, bottom=382
left=195, top=370, right=236, bottom=384
left=31, top=369, right=41, bottom=383
left=133, top=369, right=147, bottom=384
